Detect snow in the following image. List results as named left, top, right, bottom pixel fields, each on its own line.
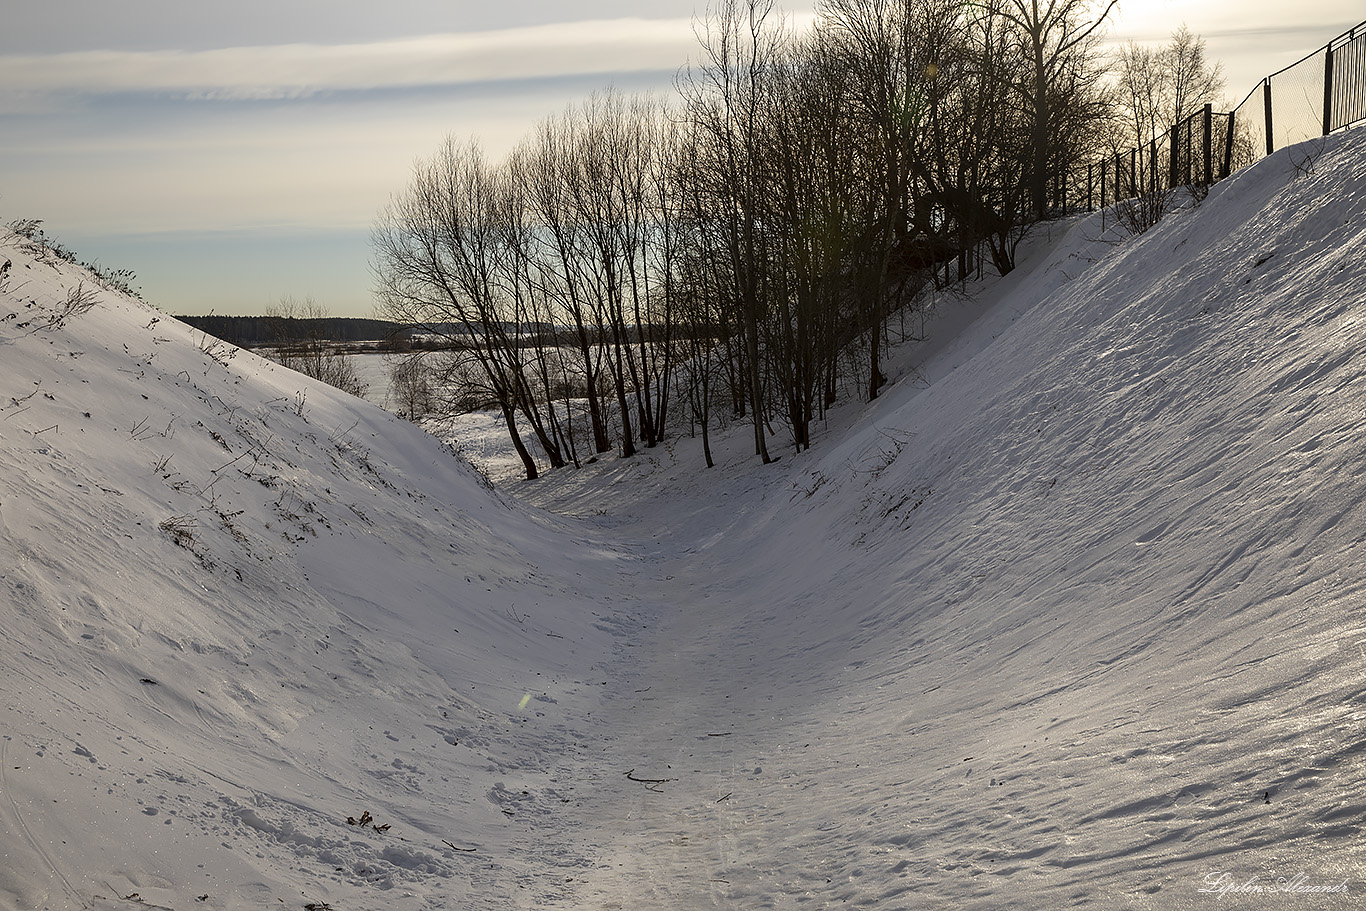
left=4, top=128, right=1366, bottom=910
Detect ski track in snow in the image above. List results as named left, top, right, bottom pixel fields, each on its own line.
left=3, top=130, right=1366, bottom=910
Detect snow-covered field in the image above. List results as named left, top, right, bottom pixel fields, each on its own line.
left=3, top=129, right=1366, bottom=911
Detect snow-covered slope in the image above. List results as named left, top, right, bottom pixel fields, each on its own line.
left=0, top=237, right=643, bottom=910
left=516, top=131, right=1366, bottom=909
left=4, top=127, right=1366, bottom=911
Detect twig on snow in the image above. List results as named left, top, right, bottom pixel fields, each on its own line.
left=443, top=839, right=478, bottom=852
left=625, top=768, right=677, bottom=786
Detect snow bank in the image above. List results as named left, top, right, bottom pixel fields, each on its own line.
left=0, top=233, right=638, bottom=910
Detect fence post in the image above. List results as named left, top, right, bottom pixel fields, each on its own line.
left=1203, top=104, right=1214, bottom=185
left=1169, top=123, right=1179, bottom=188
left=1087, top=161, right=1093, bottom=211
left=1263, top=78, right=1275, bottom=155
left=1100, top=158, right=1107, bottom=206
left=1185, top=119, right=1194, bottom=185
left=1323, top=44, right=1335, bottom=134
left=1222, top=112, right=1235, bottom=178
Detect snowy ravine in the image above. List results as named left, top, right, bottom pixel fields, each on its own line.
left=4, top=128, right=1366, bottom=911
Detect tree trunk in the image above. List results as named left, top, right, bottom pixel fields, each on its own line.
left=501, top=400, right=538, bottom=480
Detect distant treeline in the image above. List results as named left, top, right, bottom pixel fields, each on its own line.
left=174, top=315, right=403, bottom=348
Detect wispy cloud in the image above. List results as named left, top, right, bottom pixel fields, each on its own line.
left=0, top=18, right=702, bottom=101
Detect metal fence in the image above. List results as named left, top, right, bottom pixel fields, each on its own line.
left=1080, top=18, right=1366, bottom=212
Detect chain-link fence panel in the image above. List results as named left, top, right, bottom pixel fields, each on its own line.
left=1229, top=86, right=1266, bottom=173
left=1268, top=49, right=1327, bottom=151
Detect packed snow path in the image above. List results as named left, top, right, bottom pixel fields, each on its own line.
left=1, top=129, right=1364, bottom=910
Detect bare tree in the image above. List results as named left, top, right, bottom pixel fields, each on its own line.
left=760, top=37, right=859, bottom=446
left=672, top=119, right=732, bottom=467
left=993, top=0, right=1119, bottom=221
left=1110, top=25, right=1226, bottom=231
left=1115, top=24, right=1225, bottom=148
left=680, top=0, right=792, bottom=464
left=514, top=116, right=615, bottom=456
left=372, top=138, right=546, bottom=479
left=266, top=295, right=368, bottom=398
left=487, top=166, right=573, bottom=468
left=639, top=98, right=684, bottom=447
left=560, top=92, right=645, bottom=458
left=814, top=0, right=931, bottom=400
left=385, top=351, right=435, bottom=421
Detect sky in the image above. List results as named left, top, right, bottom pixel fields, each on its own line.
left=2, top=0, right=1363, bottom=318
